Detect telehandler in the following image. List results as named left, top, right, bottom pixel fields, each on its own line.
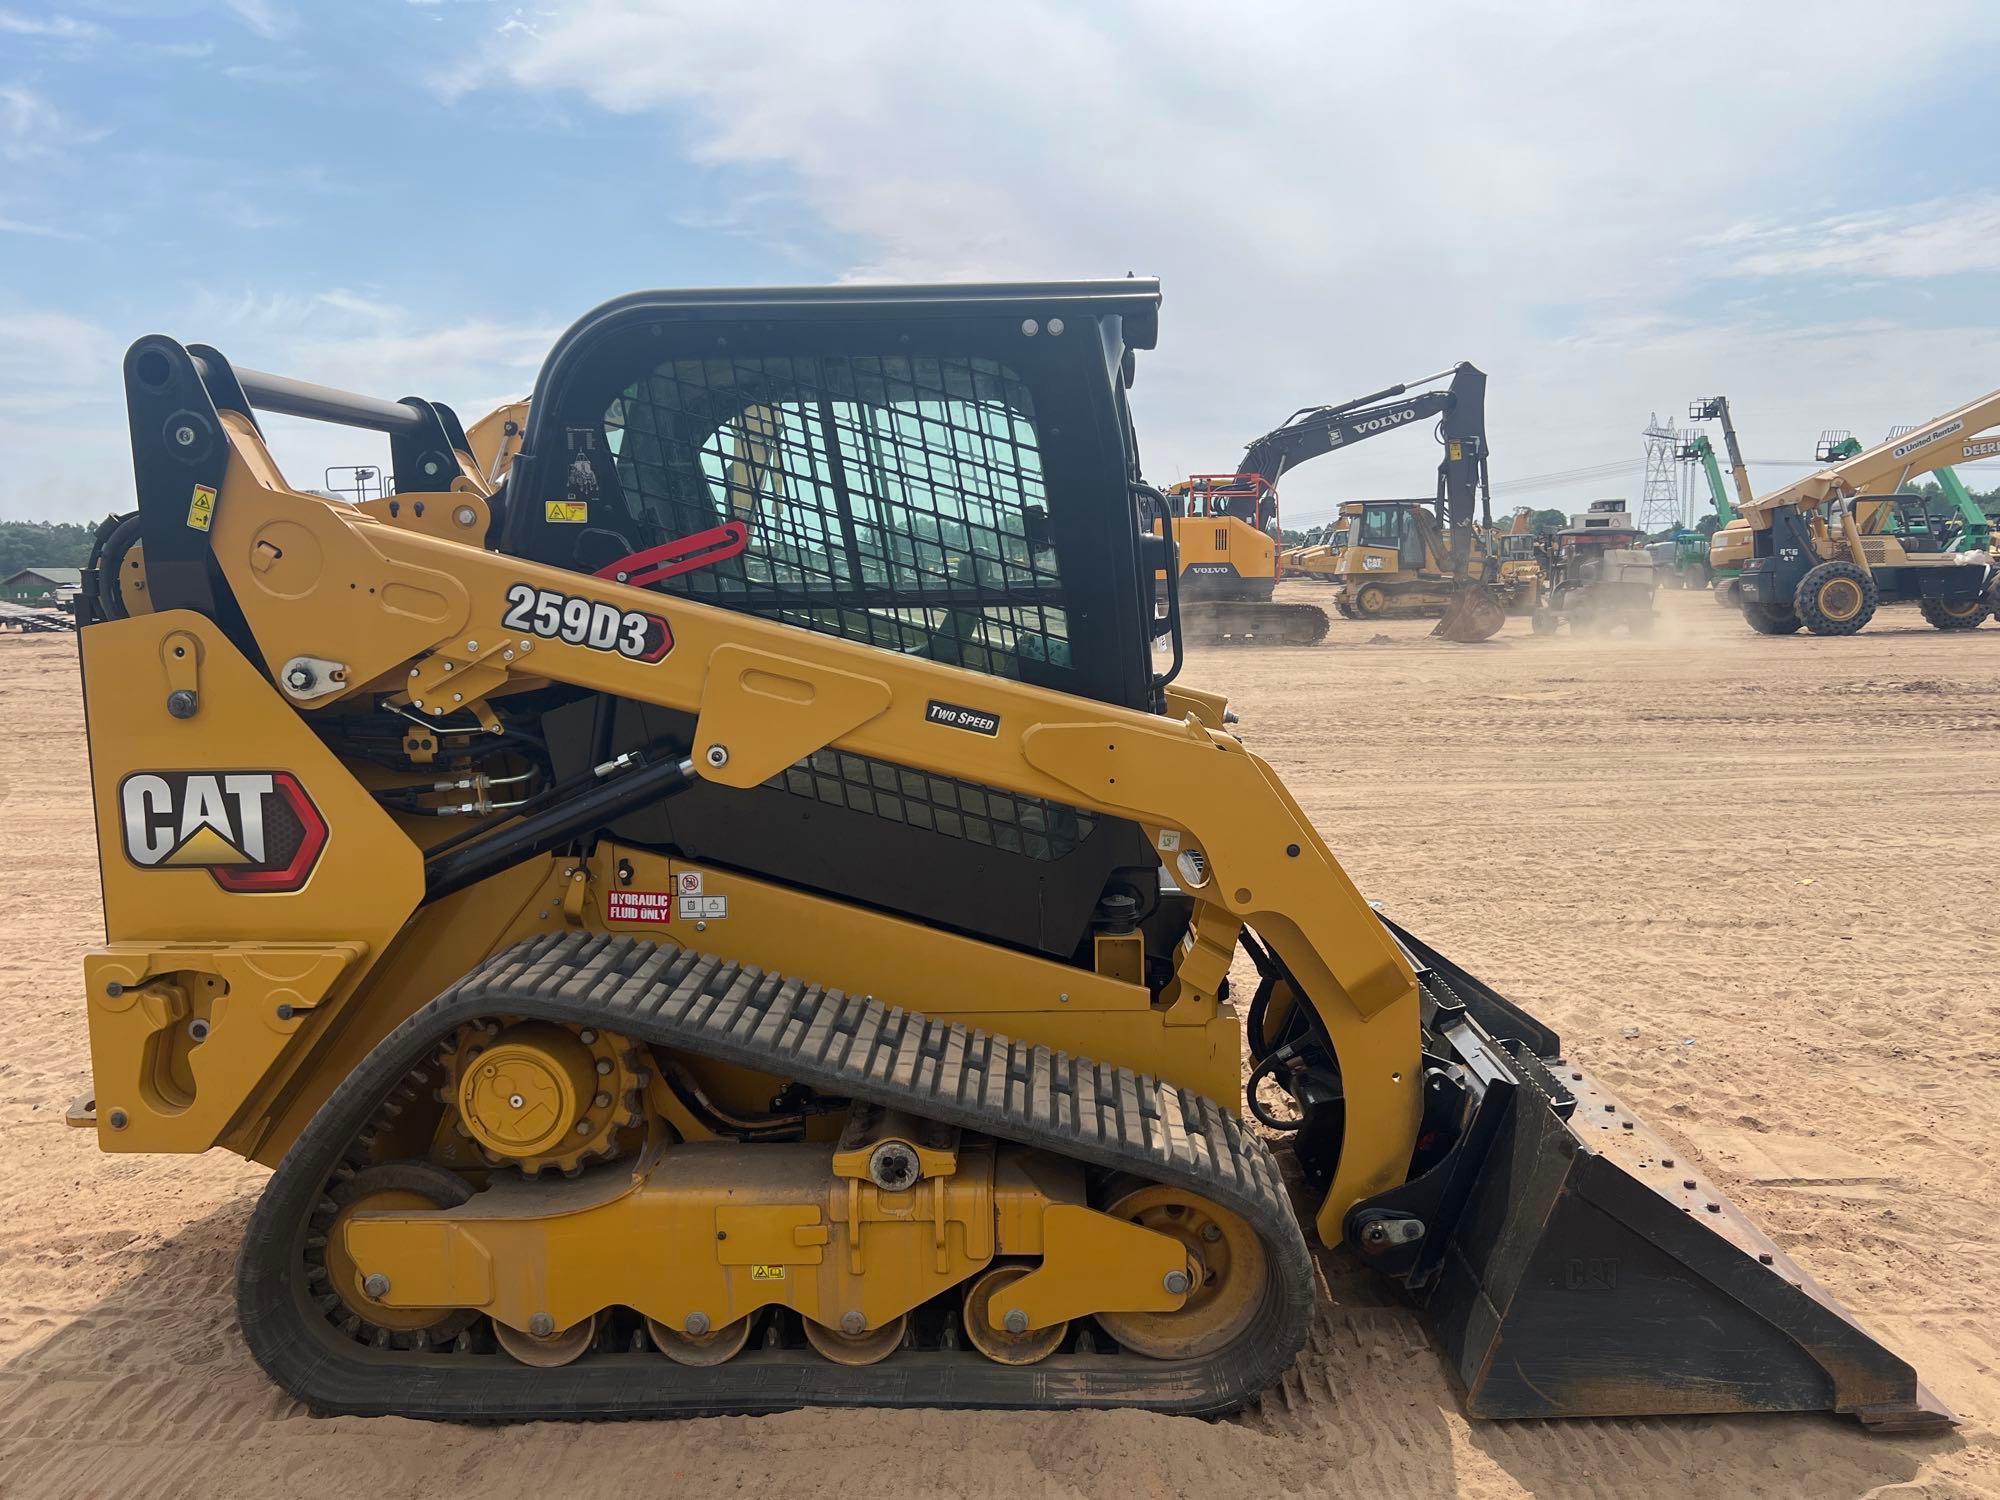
left=73, top=280, right=1941, bottom=1428
left=1736, top=389, right=2000, bottom=635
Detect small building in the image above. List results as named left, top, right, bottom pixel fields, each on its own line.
left=1, top=567, right=83, bottom=604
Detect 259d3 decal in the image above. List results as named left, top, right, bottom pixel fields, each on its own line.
left=502, top=584, right=673, bottom=662
left=119, top=771, right=327, bottom=892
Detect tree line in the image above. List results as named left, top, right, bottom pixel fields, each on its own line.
left=0, top=521, right=98, bottom=579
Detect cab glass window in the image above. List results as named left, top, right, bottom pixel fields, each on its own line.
left=591, top=352, right=1069, bottom=678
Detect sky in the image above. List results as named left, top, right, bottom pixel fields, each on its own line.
left=3, top=0, right=1999, bottom=528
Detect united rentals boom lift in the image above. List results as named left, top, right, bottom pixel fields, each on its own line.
left=73, top=280, right=1943, bottom=1428
left=1737, top=388, right=2000, bottom=634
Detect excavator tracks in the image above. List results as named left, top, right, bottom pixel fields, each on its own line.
left=1181, top=601, right=1330, bottom=646
left=238, top=932, right=1316, bottom=1421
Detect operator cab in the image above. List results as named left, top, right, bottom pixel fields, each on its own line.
left=1174, top=473, right=1279, bottom=531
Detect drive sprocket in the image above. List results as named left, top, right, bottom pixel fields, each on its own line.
left=440, top=1018, right=645, bottom=1174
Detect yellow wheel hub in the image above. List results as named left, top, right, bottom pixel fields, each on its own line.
left=448, top=1020, right=644, bottom=1173
left=1818, top=578, right=1863, bottom=621
left=457, top=1022, right=597, bottom=1159
left=1092, top=1184, right=1266, bottom=1360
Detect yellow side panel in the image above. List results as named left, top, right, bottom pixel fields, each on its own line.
left=83, top=611, right=424, bottom=946
left=79, top=611, right=426, bottom=1154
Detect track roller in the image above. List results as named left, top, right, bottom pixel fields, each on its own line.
left=803, top=1312, right=909, bottom=1366
left=646, top=1313, right=754, bottom=1366
left=494, top=1312, right=599, bottom=1368
left=962, top=1263, right=1068, bottom=1365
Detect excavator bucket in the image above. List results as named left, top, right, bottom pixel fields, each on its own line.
left=1430, top=583, right=1506, bottom=642
left=1347, top=919, right=1952, bottom=1429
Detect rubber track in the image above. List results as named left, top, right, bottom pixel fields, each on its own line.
left=238, top=931, right=1316, bottom=1421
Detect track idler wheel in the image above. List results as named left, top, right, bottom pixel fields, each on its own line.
left=314, top=1162, right=478, bottom=1346
left=646, top=1313, right=754, bottom=1366
left=1091, top=1183, right=1266, bottom=1360
left=962, top=1263, right=1068, bottom=1365
left=803, top=1312, right=908, bottom=1366
left=494, top=1312, right=600, bottom=1368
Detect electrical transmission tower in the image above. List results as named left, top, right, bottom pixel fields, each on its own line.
left=1638, top=413, right=1682, bottom=531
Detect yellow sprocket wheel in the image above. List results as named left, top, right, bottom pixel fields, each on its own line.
left=1091, top=1183, right=1267, bottom=1360
left=442, top=1019, right=645, bottom=1174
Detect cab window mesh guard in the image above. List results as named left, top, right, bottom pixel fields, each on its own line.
left=603, top=353, right=1071, bottom=679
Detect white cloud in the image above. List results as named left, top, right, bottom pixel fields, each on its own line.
left=459, top=0, right=2000, bottom=517
left=0, top=10, right=108, bottom=40
left=0, top=211, right=80, bottom=239
left=222, top=61, right=316, bottom=85
left=220, top=0, right=284, bottom=39
left=0, top=84, right=110, bottom=162
left=1713, top=196, right=2000, bottom=281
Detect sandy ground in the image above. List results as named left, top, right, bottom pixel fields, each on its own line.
left=4, top=588, right=2000, bottom=1498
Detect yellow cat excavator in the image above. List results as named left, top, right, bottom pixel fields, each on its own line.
left=72, top=280, right=1942, bottom=1429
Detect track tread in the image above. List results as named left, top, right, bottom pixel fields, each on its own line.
left=238, top=932, right=1313, bottom=1422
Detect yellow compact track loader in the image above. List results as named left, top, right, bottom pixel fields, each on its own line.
left=73, top=281, right=1944, bottom=1429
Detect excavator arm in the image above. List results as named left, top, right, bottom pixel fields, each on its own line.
left=1235, top=363, right=1492, bottom=586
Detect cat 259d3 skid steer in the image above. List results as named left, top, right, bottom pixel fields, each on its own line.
left=72, top=280, right=1944, bottom=1429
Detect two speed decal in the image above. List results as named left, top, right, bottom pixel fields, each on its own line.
left=502, top=584, right=673, bottom=662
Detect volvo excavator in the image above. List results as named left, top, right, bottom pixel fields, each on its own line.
left=1737, top=388, right=2000, bottom=634
left=1166, top=365, right=1506, bottom=644
left=72, top=281, right=1944, bottom=1428
left=1245, top=364, right=1505, bottom=641
left=1161, top=472, right=1328, bottom=645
